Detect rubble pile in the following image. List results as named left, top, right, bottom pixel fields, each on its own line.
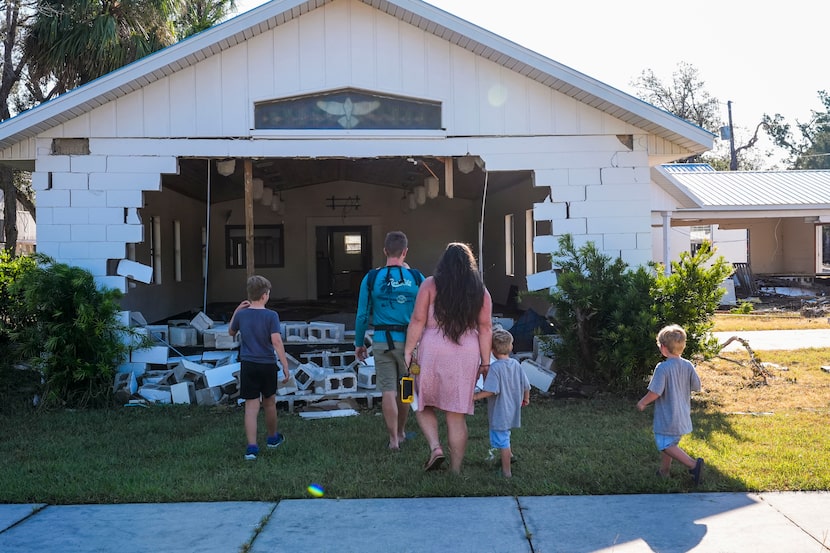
left=114, top=313, right=379, bottom=408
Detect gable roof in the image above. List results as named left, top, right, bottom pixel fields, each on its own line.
left=0, top=0, right=714, bottom=153
left=654, top=164, right=830, bottom=210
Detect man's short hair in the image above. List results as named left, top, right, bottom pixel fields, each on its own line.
left=246, top=275, right=271, bottom=302
left=492, top=329, right=514, bottom=355
left=657, top=324, right=687, bottom=355
left=384, top=231, right=408, bottom=257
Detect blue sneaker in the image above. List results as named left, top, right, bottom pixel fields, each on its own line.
left=244, top=444, right=259, bottom=461
left=267, top=433, right=285, bottom=449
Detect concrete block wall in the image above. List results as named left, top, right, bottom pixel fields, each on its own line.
left=32, top=142, right=177, bottom=292
left=523, top=137, right=652, bottom=291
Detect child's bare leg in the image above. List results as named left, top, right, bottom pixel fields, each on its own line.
left=662, top=444, right=696, bottom=469
left=244, top=397, right=261, bottom=445
left=658, top=451, right=673, bottom=477
left=500, top=447, right=512, bottom=477
left=262, top=395, right=278, bottom=437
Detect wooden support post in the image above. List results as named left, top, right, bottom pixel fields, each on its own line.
left=244, top=159, right=255, bottom=277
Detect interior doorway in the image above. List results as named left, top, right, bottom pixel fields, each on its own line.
left=316, top=226, right=373, bottom=298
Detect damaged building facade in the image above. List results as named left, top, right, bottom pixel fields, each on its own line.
left=0, top=0, right=713, bottom=325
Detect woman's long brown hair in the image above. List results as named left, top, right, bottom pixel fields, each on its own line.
left=433, top=243, right=484, bottom=343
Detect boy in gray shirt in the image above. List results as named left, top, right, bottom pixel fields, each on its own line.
left=474, top=329, right=530, bottom=478
left=637, top=324, right=704, bottom=484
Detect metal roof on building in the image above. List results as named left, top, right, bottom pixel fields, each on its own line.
left=657, top=164, right=830, bottom=209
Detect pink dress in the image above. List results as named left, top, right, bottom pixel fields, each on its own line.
left=415, top=304, right=482, bottom=415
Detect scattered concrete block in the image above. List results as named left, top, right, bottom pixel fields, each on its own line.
left=357, top=365, right=376, bottom=389
left=189, top=311, right=214, bottom=333
left=324, top=371, right=357, bottom=393
left=130, top=311, right=148, bottom=327
left=131, top=345, right=168, bottom=364
left=117, top=259, right=153, bottom=284
left=117, top=310, right=131, bottom=328
left=171, top=381, right=196, bottom=404
left=521, top=359, right=557, bottom=392
left=117, top=362, right=147, bottom=377
left=308, top=322, right=345, bottom=342
left=213, top=333, right=239, bottom=350
left=169, top=326, right=197, bottom=347
left=282, top=322, right=308, bottom=342
left=194, top=386, right=223, bottom=406
left=205, top=362, right=240, bottom=388
left=138, top=384, right=172, bottom=403
left=294, top=363, right=324, bottom=391
left=144, top=324, right=168, bottom=343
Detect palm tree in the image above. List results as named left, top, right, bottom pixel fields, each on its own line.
left=24, top=0, right=180, bottom=90
left=176, top=0, right=237, bottom=39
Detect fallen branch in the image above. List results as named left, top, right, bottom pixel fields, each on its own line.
left=716, top=336, right=772, bottom=384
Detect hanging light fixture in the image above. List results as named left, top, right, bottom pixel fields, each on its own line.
left=424, top=176, right=439, bottom=199
left=216, top=159, right=236, bottom=177
left=270, top=193, right=281, bottom=212
left=457, top=156, right=476, bottom=174
left=407, top=191, right=417, bottom=211
left=252, top=178, right=264, bottom=200
left=260, top=186, right=273, bottom=206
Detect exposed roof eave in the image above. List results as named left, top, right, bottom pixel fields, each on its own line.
left=0, top=0, right=714, bottom=153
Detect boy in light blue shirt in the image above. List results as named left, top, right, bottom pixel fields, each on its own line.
left=474, top=329, right=530, bottom=478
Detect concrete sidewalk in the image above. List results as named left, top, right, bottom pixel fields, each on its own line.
left=1, top=492, right=829, bottom=552
left=713, top=329, right=830, bottom=350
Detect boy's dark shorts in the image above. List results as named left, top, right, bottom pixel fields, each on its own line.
left=240, top=360, right=278, bottom=400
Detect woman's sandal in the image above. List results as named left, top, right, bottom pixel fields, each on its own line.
left=424, top=447, right=445, bottom=471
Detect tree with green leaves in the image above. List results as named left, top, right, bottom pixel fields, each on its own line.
left=763, top=90, right=830, bottom=169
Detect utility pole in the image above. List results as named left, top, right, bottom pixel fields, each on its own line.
left=727, top=100, right=738, bottom=170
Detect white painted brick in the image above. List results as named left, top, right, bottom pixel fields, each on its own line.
left=89, top=172, right=161, bottom=191
left=126, top=208, right=141, bottom=224
left=70, top=189, right=107, bottom=207
left=551, top=218, right=587, bottom=235
left=132, top=345, right=169, bottom=364
left=570, top=234, right=605, bottom=250
left=35, top=189, right=70, bottom=207
left=89, top=242, right=127, bottom=259
left=551, top=185, right=587, bottom=202
left=107, top=224, right=144, bottom=243
left=36, top=242, right=60, bottom=258
left=106, top=190, right=144, bottom=207
left=171, top=381, right=196, bottom=404
left=70, top=155, right=107, bottom=173
left=67, top=259, right=108, bottom=275
left=59, top=241, right=90, bottom=258
left=602, top=233, right=637, bottom=252
left=205, top=362, right=240, bottom=387
left=71, top=224, right=108, bottom=242
left=611, top=150, right=649, bottom=168
left=37, top=224, right=71, bottom=242
left=587, top=216, right=651, bottom=235
left=532, top=202, right=566, bottom=221
left=620, top=249, right=653, bottom=268
left=95, top=275, right=127, bottom=293
left=571, top=200, right=648, bottom=219
left=106, top=155, right=178, bottom=174
left=526, top=269, right=558, bottom=291
left=37, top=207, right=54, bottom=225
left=600, top=166, right=650, bottom=185
left=533, top=234, right=560, bottom=253
left=53, top=207, right=89, bottom=224
left=52, top=172, right=89, bottom=190
left=35, top=155, right=71, bottom=172
left=87, top=207, right=124, bottom=224
left=533, top=169, right=569, bottom=187
left=585, top=184, right=649, bottom=202
left=31, top=172, right=50, bottom=191
left=568, top=168, right=601, bottom=186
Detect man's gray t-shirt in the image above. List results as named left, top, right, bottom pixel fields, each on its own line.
left=482, top=357, right=531, bottom=431
left=647, top=356, right=701, bottom=435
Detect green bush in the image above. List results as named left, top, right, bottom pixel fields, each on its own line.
left=541, top=235, right=732, bottom=395
left=3, top=254, right=133, bottom=408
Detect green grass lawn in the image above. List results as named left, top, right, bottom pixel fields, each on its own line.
left=2, top=348, right=829, bottom=505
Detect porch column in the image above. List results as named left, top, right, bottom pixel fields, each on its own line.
left=662, top=211, right=672, bottom=276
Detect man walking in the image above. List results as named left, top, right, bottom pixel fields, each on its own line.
left=354, top=231, right=425, bottom=450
